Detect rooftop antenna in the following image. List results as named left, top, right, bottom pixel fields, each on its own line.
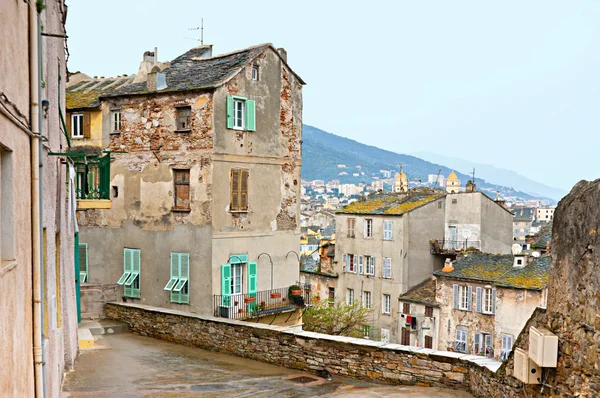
left=471, top=168, right=476, bottom=185
left=434, top=168, right=441, bottom=188
left=186, top=18, right=204, bottom=44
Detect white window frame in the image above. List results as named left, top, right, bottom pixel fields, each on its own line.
left=111, top=110, right=121, bottom=132
left=363, top=291, right=371, bottom=309
left=233, top=99, right=245, bottom=130
left=357, top=255, right=364, bottom=274
left=459, top=285, right=469, bottom=310
left=365, top=256, right=375, bottom=276
left=347, top=288, right=354, bottom=305
left=71, top=113, right=83, bottom=138
left=231, top=263, right=243, bottom=294
left=380, top=328, right=390, bottom=343
left=382, top=294, right=391, bottom=314
left=383, top=220, right=393, bottom=240
left=501, top=335, right=513, bottom=360
left=383, top=257, right=392, bottom=279
left=455, top=330, right=467, bottom=353
left=364, top=219, right=373, bottom=238
left=251, top=65, right=259, bottom=81
left=482, top=287, right=493, bottom=314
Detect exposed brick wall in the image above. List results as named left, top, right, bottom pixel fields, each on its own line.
left=106, top=302, right=508, bottom=395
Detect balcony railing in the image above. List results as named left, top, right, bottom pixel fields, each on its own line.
left=74, top=154, right=111, bottom=200
left=430, top=239, right=481, bottom=254
left=213, top=286, right=310, bottom=321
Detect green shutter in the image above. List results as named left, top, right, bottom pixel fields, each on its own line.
left=221, top=263, right=231, bottom=306
left=132, top=250, right=140, bottom=298
left=246, top=100, right=256, bottom=131
left=78, top=243, right=88, bottom=283
left=164, top=253, right=179, bottom=291
left=226, top=96, right=234, bottom=129
left=124, top=249, right=140, bottom=298
left=248, top=262, right=257, bottom=296
left=175, top=253, right=190, bottom=304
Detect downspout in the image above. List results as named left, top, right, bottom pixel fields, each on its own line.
left=30, top=5, right=46, bottom=398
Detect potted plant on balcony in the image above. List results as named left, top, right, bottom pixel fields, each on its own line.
left=244, top=296, right=256, bottom=304
left=289, top=285, right=305, bottom=306
left=270, top=292, right=282, bottom=299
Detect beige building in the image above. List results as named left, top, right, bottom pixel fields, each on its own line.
left=398, top=278, right=441, bottom=348
left=434, top=253, right=550, bottom=361
left=446, top=171, right=461, bottom=193
left=0, top=1, right=78, bottom=396
left=69, top=44, right=305, bottom=324
left=536, top=206, right=555, bottom=221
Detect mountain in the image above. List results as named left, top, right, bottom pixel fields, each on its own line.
left=301, top=124, right=555, bottom=204
left=411, top=151, right=567, bottom=201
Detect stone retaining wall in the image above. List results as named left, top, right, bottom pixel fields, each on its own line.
left=81, top=284, right=120, bottom=320
left=105, top=302, right=513, bottom=395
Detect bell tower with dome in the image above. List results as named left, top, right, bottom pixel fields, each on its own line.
left=446, top=171, right=460, bottom=193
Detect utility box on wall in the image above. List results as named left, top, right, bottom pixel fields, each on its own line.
left=529, top=326, right=558, bottom=367
left=513, top=348, right=541, bottom=384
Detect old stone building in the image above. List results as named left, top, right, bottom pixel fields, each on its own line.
left=398, top=278, right=441, bottom=348
left=434, top=253, right=550, bottom=361
left=67, top=43, right=305, bottom=322
left=0, top=1, right=78, bottom=396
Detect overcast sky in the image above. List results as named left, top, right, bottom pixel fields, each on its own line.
left=66, top=0, right=600, bottom=192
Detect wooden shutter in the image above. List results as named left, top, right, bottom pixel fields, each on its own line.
left=491, top=288, right=496, bottom=315
left=467, top=286, right=473, bottom=311
left=83, top=112, right=91, bottom=138
left=425, top=335, right=433, bottom=349
left=246, top=100, right=256, bottom=131
left=240, top=169, right=248, bottom=210
left=221, top=264, right=231, bottom=306
left=123, top=249, right=132, bottom=297
left=66, top=113, right=72, bottom=136
left=476, top=287, right=482, bottom=313
left=248, top=262, right=257, bottom=297
left=452, top=284, right=459, bottom=309
left=132, top=249, right=140, bottom=298
left=226, top=97, right=234, bottom=129
left=230, top=169, right=240, bottom=211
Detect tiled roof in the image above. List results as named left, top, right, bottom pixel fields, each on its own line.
left=66, top=76, right=135, bottom=109
left=399, top=278, right=439, bottom=306
left=513, top=216, right=532, bottom=222
left=434, top=253, right=551, bottom=290
left=336, top=190, right=445, bottom=215
left=321, top=224, right=336, bottom=238
left=532, top=222, right=552, bottom=249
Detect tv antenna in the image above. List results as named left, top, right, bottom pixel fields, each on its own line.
left=470, top=168, right=476, bottom=184
left=186, top=18, right=204, bottom=44
left=434, top=168, right=441, bottom=188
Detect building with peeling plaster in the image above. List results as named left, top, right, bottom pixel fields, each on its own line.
left=67, top=43, right=305, bottom=321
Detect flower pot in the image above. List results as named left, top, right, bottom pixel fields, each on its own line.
left=244, top=297, right=256, bottom=303
left=270, top=292, right=282, bottom=299
left=238, top=308, right=243, bottom=313
left=291, top=289, right=302, bottom=297
left=234, top=301, right=239, bottom=306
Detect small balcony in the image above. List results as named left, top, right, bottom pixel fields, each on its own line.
left=430, top=239, right=481, bottom=255
left=213, top=286, right=311, bottom=321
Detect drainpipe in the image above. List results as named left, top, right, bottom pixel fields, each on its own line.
left=30, top=5, right=46, bottom=398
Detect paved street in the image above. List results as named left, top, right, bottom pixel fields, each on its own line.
left=62, top=333, right=473, bottom=397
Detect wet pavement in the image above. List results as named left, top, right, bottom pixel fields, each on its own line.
left=62, top=333, right=473, bottom=397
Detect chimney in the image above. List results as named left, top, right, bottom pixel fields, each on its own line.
left=143, top=50, right=156, bottom=63
left=146, top=66, right=167, bottom=92
left=513, top=254, right=526, bottom=268
left=277, top=47, right=288, bottom=63
left=441, top=258, right=454, bottom=273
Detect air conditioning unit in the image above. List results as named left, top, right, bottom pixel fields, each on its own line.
left=529, top=326, right=558, bottom=367
left=513, top=348, right=541, bottom=384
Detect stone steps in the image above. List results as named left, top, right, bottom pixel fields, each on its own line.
left=79, top=319, right=129, bottom=336
left=78, top=328, right=94, bottom=350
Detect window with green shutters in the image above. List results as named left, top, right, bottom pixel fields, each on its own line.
left=221, top=263, right=231, bottom=306
left=79, top=243, right=88, bottom=283
left=166, top=253, right=189, bottom=304
left=226, top=96, right=256, bottom=131
left=118, top=248, right=140, bottom=298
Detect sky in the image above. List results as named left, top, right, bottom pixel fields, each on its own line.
left=66, top=0, right=600, bottom=192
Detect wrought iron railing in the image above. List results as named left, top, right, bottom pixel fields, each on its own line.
left=430, top=239, right=481, bottom=254
left=213, top=286, right=310, bottom=321
left=74, top=154, right=111, bottom=200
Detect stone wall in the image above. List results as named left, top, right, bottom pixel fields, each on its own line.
left=81, top=283, right=120, bottom=320
left=105, top=302, right=500, bottom=393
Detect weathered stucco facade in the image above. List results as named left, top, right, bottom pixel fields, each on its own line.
left=72, top=44, right=304, bottom=317
left=1, top=1, right=78, bottom=396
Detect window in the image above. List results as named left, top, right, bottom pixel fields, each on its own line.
left=455, top=330, right=467, bottom=353
left=452, top=198, right=457, bottom=204
left=78, top=243, right=88, bottom=283
left=453, top=284, right=472, bottom=311
left=357, top=255, right=364, bottom=274
left=251, top=65, right=259, bottom=81
left=231, top=263, right=243, bottom=294
left=401, top=327, right=410, bottom=345
left=402, top=302, right=410, bottom=314
left=118, top=249, right=140, bottom=299
left=347, top=288, right=354, bottom=305
left=1, top=148, right=15, bottom=261
left=365, top=256, right=375, bottom=276
left=425, top=306, right=434, bottom=317
left=383, top=257, right=392, bottom=279
left=164, top=253, right=190, bottom=304
left=173, top=169, right=190, bottom=211
left=347, top=218, right=356, bottom=238
left=363, top=325, right=371, bottom=339
left=230, top=169, right=249, bottom=212
left=483, top=288, right=493, bottom=314
left=344, top=254, right=355, bottom=273
left=328, top=287, right=335, bottom=302
left=363, top=291, right=371, bottom=309
left=425, top=335, right=433, bottom=349
left=383, top=220, right=393, bottom=240
left=71, top=113, right=84, bottom=138
left=176, top=106, right=192, bottom=131
left=380, top=328, right=390, bottom=343
left=475, top=287, right=496, bottom=314
left=364, top=219, right=373, bottom=238
left=382, top=294, right=391, bottom=314
left=226, top=96, right=256, bottom=131
left=501, top=335, right=513, bottom=360
left=111, top=110, right=121, bottom=133
left=437, top=201, right=442, bottom=209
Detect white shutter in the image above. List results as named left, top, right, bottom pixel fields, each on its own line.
left=364, top=220, right=368, bottom=237
left=467, top=286, right=473, bottom=311
left=452, top=284, right=459, bottom=309
left=343, top=254, right=348, bottom=272
left=476, top=287, right=482, bottom=313
left=358, top=255, right=364, bottom=274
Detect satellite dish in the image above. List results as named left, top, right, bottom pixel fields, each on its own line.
left=531, top=251, right=540, bottom=258
left=462, top=229, right=472, bottom=240
left=511, top=243, right=523, bottom=255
